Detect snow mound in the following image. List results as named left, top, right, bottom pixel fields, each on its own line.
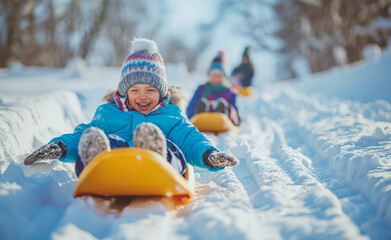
left=0, top=91, right=85, bottom=173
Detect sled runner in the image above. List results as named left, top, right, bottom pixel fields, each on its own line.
left=73, top=148, right=195, bottom=205
left=190, top=112, right=236, bottom=133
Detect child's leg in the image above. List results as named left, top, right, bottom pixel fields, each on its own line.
left=213, top=98, right=240, bottom=126
left=213, top=98, right=230, bottom=116
left=75, top=131, right=129, bottom=177
left=133, top=122, right=167, bottom=159
left=75, top=157, right=85, bottom=177
left=134, top=123, right=188, bottom=175
left=166, top=139, right=188, bottom=175
left=78, top=127, right=111, bottom=165
left=196, top=98, right=210, bottom=114
left=229, top=105, right=240, bottom=126
left=107, top=134, right=129, bottom=148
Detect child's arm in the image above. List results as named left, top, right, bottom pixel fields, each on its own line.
left=49, top=105, right=111, bottom=162
left=24, top=104, right=110, bottom=165
left=229, top=92, right=240, bottom=126
left=231, top=65, right=239, bottom=77
left=229, top=92, right=237, bottom=113
left=168, top=107, right=239, bottom=170
left=203, top=150, right=239, bottom=168
left=24, top=141, right=68, bottom=165
left=186, top=86, right=203, bottom=119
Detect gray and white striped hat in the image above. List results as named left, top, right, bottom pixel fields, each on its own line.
left=118, top=38, right=168, bottom=99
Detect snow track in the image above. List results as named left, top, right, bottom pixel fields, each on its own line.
left=210, top=119, right=368, bottom=239
left=201, top=90, right=390, bottom=239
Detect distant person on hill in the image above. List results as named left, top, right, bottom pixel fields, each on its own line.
left=23, top=38, right=239, bottom=175
left=231, top=47, right=254, bottom=87
left=186, top=50, right=240, bottom=126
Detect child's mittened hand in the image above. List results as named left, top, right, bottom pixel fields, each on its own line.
left=204, top=150, right=239, bottom=168
left=24, top=142, right=67, bottom=165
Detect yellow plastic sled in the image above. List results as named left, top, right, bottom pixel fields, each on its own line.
left=238, top=86, right=253, bottom=96
left=190, top=112, right=236, bottom=133
left=73, top=148, right=194, bottom=203
left=233, top=86, right=253, bottom=96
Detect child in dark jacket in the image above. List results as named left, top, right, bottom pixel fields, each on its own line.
left=186, top=51, right=240, bottom=126
left=231, top=47, right=254, bottom=87
left=24, top=38, right=239, bottom=175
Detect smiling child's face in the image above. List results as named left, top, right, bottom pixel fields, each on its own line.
left=209, top=70, right=225, bottom=85
left=127, top=84, right=160, bottom=114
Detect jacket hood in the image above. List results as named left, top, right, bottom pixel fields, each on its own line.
left=103, top=86, right=187, bottom=111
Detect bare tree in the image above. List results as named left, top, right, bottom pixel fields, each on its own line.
left=79, top=0, right=109, bottom=59
left=0, top=0, right=111, bottom=67
left=0, top=0, right=24, bottom=67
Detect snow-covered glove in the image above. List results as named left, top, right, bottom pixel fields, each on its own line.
left=203, top=150, right=239, bottom=168
left=24, top=142, right=67, bottom=165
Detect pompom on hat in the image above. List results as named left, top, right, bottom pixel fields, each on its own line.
left=118, top=38, right=168, bottom=99
left=208, top=50, right=229, bottom=77
left=242, top=46, right=250, bottom=60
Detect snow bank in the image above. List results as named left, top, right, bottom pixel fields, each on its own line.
left=0, top=163, right=76, bottom=240
left=0, top=91, right=85, bottom=173
left=292, top=48, right=391, bottom=103
left=296, top=106, right=391, bottom=222
left=0, top=91, right=87, bottom=239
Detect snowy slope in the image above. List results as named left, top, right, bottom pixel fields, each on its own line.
left=0, top=51, right=390, bottom=239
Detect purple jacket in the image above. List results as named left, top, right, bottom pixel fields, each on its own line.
left=186, top=84, right=240, bottom=125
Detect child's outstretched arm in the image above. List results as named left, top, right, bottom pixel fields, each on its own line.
left=203, top=150, right=239, bottom=168
left=186, top=86, right=203, bottom=119
left=24, top=142, right=68, bottom=165
left=168, top=105, right=240, bottom=170
left=25, top=104, right=110, bottom=165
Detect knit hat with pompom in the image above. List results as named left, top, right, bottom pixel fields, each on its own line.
left=208, top=50, right=229, bottom=77
left=118, top=38, right=168, bottom=99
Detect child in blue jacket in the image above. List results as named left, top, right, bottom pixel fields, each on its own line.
left=24, top=38, right=239, bottom=175
left=187, top=51, right=240, bottom=126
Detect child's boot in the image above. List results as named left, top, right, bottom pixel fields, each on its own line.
left=133, top=123, right=167, bottom=159
left=214, top=98, right=230, bottom=116
left=78, top=127, right=111, bottom=165
left=196, top=98, right=209, bottom=113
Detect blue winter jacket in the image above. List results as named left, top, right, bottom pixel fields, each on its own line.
left=49, top=101, right=219, bottom=171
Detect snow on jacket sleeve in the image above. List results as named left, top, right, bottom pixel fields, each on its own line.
left=186, top=85, right=203, bottom=119
left=48, top=104, right=110, bottom=163
left=168, top=106, right=222, bottom=171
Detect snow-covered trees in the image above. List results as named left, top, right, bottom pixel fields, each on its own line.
left=273, top=0, right=391, bottom=79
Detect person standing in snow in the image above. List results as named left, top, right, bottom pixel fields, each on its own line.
left=231, top=47, right=254, bottom=87
left=24, top=38, right=239, bottom=175
left=186, top=50, right=240, bottom=126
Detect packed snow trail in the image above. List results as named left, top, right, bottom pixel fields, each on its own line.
left=218, top=89, right=391, bottom=239
left=206, top=106, right=367, bottom=239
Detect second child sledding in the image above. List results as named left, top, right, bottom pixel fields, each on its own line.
left=231, top=47, right=255, bottom=88
left=186, top=50, right=240, bottom=127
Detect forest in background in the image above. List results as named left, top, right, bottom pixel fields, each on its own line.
left=1, top=0, right=390, bottom=80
